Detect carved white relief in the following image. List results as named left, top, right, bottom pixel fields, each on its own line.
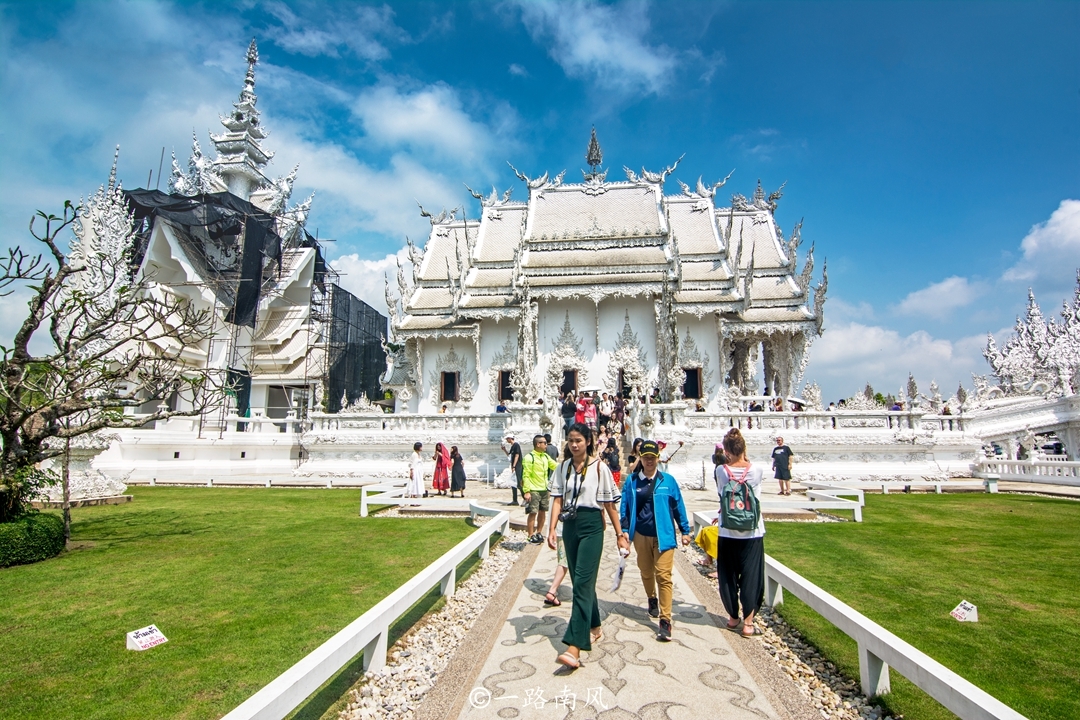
left=545, top=311, right=588, bottom=396
left=676, top=328, right=715, bottom=399
left=605, top=312, right=648, bottom=397
left=488, top=332, right=518, bottom=405
left=986, top=274, right=1080, bottom=397
left=428, top=344, right=476, bottom=406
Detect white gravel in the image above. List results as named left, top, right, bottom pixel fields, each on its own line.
left=340, top=530, right=528, bottom=720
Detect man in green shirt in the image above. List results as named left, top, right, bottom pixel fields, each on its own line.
left=523, top=434, right=559, bottom=544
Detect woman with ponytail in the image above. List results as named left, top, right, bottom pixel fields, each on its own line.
left=716, top=428, right=767, bottom=637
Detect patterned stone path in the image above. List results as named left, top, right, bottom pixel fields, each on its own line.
left=456, top=531, right=792, bottom=720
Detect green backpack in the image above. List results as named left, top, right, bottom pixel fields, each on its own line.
left=719, top=464, right=760, bottom=532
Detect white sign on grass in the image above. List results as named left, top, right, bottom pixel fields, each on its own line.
left=126, top=624, right=168, bottom=651
left=950, top=600, right=978, bottom=622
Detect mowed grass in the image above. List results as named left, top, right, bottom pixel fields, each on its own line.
left=0, top=487, right=476, bottom=720
left=765, top=493, right=1080, bottom=720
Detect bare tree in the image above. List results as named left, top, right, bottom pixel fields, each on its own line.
left=1, top=175, right=219, bottom=527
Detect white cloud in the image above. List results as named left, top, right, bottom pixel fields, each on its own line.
left=512, top=0, right=678, bottom=95
left=329, top=249, right=409, bottom=313
left=1003, top=199, right=1080, bottom=288
left=352, top=83, right=517, bottom=168
left=508, top=63, right=529, bottom=77
left=803, top=321, right=991, bottom=403
left=895, top=276, right=985, bottom=319
left=263, top=2, right=408, bottom=61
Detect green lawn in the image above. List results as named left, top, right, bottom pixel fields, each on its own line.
left=0, top=487, right=476, bottom=720
left=766, top=493, right=1080, bottom=720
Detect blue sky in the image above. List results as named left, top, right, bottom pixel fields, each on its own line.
left=1, top=0, right=1078, bottom=403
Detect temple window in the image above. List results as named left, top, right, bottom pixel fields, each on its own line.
left=499, top=370, right=514, bottom=401
left=441, top=372, right=459, bottom=402
left=682, top=368, right=702, bottom=399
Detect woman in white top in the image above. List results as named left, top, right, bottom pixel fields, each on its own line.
left=547, top=422, right=629, bottom=669
left=407, top=442, right=426, bottom=498
left=714, top=428, right=766, bottom=637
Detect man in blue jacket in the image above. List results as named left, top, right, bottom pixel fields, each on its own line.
left=619, top=440, right=692, bottom=641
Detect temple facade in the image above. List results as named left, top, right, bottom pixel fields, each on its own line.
left=383, top=130, right=827, bottom=415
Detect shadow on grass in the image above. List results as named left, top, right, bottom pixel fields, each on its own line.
left=287, top=540, right=490, bottom=720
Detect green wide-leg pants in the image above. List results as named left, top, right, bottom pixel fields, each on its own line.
left=561, top=507, right=604, bottom=651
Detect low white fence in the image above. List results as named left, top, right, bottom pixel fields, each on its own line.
left=692, top=487, right=865, bottom=524
left=221, top=502, right=510, bottom=720
left=972, top=458, right=1080, bottom=485
left=763, top=555, right=1027, bottom=720
left=358, top=481, right=474, bottom=517
left=802, top=479, right=999, bottom=495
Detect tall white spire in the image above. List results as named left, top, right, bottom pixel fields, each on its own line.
left=209, top=39, right=274, bottom=200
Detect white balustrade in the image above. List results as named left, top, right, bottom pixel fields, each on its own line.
left=220, top=502, right=510, bottom=720
left=972, top=458, right=1080, bottom=485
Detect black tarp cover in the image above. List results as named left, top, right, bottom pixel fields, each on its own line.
left=124, top=189, right=306, bottom=328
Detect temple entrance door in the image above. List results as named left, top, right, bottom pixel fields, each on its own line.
left=441, top=372, right=459, bottom=403
left=616, top=369, right=632, bottom=399
left=561, top=370, right=578, bottom=396
left=499, top=370, right=513, bottom=401
left=682, top=368, right=702, bottom=400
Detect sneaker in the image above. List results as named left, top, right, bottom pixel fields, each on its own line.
left=657, top=618, right=672, bottom=641
left=647, top=597, right=659, bottom=618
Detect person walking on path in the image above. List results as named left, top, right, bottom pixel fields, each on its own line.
left=547, top=422, right=628, bottom=669
left=432, top=442, right=451, bottom=495
left=716, top=428, right=767, bottom=638
left=408, top=441, right=426, bottom=499
left=618, top=440, right=692, bottom=642
left=543, top=433, right=560, bottom=462
left=505, top=434, right=524, bottom=506
left=449, top=445, right=466, bottom=497
left=771, top=436, right=793, bottom=496
left=601, top=437, right=621, bottom=487
left=562, top=391, right=578, bottom=434
left=523, top=435, right=559, bottom=544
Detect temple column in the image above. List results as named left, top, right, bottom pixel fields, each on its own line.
left=762, top=340, right=776, bottom=396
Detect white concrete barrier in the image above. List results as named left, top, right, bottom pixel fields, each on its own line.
left=762, top=556, right=1027, bottom=719
left=220, top=502, right=510, bottom=720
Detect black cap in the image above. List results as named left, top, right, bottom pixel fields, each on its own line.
left=640, top=440, right=660, bottom=457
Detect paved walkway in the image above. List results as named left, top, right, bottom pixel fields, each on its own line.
left=451, top=532, right=812, bottom=720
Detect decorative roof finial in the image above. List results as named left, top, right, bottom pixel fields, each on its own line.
left=242, top=39, right=258, bottom=104
left=108, top=145, right=120, bottom=192
left=586, top=127, right=603, bottom=174
left=753, top=179, right=765, bottom=204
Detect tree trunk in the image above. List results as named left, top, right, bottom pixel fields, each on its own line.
left=62, top=438, right=71, bottom=542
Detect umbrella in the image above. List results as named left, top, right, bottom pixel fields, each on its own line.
left=577, top=385, right=605, bottom=393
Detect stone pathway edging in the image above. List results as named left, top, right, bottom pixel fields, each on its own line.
left=413, top=541, right=542, bottom=720
left=680, top=544, right=899, bottom=720
left=674, top=550, right=820, bottom=720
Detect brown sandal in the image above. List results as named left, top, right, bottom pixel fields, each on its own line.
left=557, top=652, right=581, bottom=668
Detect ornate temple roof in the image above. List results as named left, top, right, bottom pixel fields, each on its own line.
left=391, top=133, right=826, bottom=337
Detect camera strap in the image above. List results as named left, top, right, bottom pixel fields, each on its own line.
left=564, top=459, right=588, bottom=510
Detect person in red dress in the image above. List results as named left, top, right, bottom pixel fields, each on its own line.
left=432, top=442, right=451, bottom=495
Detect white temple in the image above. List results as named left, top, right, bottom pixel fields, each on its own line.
left=66, top=42, right=1077, bottom=491
left=382, top=129, right=827, bottom=415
